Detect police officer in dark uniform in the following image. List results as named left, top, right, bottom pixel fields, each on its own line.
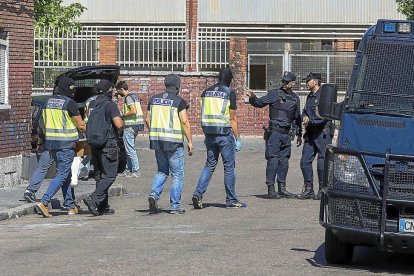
left=246, top=72, right=302, bottom=199
left=297, top=72, right=333, bottom=200
left=83, top=79, right=124, bottom=215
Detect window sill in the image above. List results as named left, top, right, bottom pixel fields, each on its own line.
left=0, top=105, right=11, bottom=110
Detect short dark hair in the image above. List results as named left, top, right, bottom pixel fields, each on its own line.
left=115, top=80, right=128, bottom=90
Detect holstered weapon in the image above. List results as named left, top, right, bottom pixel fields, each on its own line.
left=263, top=126, right=270, bottom=141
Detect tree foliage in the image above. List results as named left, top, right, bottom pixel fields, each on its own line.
left=396, top=0, right=414, bottom=20
left=34, top=0, right=86, bottom=30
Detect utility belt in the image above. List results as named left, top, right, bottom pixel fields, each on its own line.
left=270, top=125, right=291, bottom=134
left=263, top=125, right=290, bottom=141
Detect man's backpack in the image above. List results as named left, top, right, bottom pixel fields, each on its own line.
left=86, top=100, right=112, bottom=147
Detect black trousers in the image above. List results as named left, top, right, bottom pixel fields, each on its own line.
left=90, top=139, right=119, bottom=212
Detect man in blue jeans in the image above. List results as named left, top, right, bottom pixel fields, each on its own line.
left=146, top=74, right=193, bottom=214
left=192, top=68, right=246, bottom=209
left=35, top=77, right=86, bottom=217
left=115, top=81, right=144, bottom=177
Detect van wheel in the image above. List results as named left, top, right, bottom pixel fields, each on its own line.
left=325, top=228, right=354, bottom=265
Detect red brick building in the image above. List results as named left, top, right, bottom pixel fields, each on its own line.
left=0, top=0, right=34, bottom=187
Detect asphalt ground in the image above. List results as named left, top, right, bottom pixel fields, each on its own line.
left=0, top=137, right=413, bottom=275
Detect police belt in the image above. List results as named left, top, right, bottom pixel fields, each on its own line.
left=269, top=125, right=290, bottom=134
left=307, top=124, right=326, bottom=133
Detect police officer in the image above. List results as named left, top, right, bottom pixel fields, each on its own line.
left=297, top=72, right=333, bottom=200
left=35, top=77, right=86, bottom=217
left=192, top=68, right=246, bottom=209
left=245, top=72, right=302, bottom=199
left=83, top=79, right=124, bottom=216
left=116, top=80, right=145, bottom=177
left=146, top=74, right=193, bottom=215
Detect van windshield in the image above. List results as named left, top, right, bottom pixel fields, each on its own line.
left=349, top=40, right=414, bottom=117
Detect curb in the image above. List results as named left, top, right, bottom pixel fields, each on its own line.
left=0, top=185, right=126, bottom=221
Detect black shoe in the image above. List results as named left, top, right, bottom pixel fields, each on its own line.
left=226, top=202, right=247, bottom=208
left=313, top=191, right=322, bottom=200
left=148, top=196, right=160, bottom=214
left=170, top=209, right=185, bottom=214
left=24, top=190, right=36, bottom=203
left=83, top=196, right=100, bottom=216
left=278, top=190, right=296, bottom=198
left=100, top=208, right=115, bottom=215
left=267, top=184, right=280, bottom=199
left=192, top=195, right=203, bottom=209
left=297, top=190, right=315, bottom=200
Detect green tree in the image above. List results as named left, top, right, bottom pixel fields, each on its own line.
left=396, top=0, right=414, bottom=20
left=34, top=0, right=86, bottom=30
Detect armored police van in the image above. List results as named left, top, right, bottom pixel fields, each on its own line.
left=317, top=19, right=414, bottom=264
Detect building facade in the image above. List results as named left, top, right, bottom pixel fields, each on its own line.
left=33, top=0, right=404, bottom=135
left=0, top=0, right=34, bottom=187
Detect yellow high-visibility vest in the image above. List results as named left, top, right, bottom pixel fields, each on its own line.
left=123, top=94, right=144, bottom=126
left=43, top=96, right=78, bottom=149
left=149, top=93, right=184, bottom=144
left=201, top=86, right=231, bottom=134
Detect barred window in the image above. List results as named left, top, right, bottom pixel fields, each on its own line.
left=0, top=31, right=9, bottom=107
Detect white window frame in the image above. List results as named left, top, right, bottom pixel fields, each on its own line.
left=0, top=35, right=9, bottom=109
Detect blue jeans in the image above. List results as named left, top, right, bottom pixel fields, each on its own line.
left=123, top=127, right=139, bottom=172
left=149, top=147, right=184, bottom=210
left=265, top=132, right=291, bottom=186
left=27, top=150, right=54, bottom=193
left=193, top=134, right=238, bottom=205
left=41, top=148, right=75, bottom=209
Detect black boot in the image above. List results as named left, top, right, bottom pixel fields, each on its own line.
left=313, top=183, right=322, bottom=200
left=267, top=184, right=281, bottom=199
left=297, top=182, right=315, bottom=200
left=278, top=182, right=296, bottom=198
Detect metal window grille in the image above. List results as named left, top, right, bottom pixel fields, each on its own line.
left=248, top=52, right=354, bottom=108
left=117, top=26, right=187, bottom=71
left=0, top=35, right=8, bottom=106
left=33, top=26, right=99, bottom=94
left=198, top=27, right=229, bottom=70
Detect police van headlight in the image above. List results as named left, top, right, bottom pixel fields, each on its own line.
left=333, top=154, right=370, bottom=189
left=398, top=22, right=412, bottom=34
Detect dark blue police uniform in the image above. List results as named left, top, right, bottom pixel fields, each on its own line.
left=249, top=72, right=302, bottom=199
left=298, top=73, right=333, bottom=200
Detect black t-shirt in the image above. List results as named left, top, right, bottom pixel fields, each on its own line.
left=67, top=99, right=80, bottom=117
left=229, top=90, right=237, bottom=110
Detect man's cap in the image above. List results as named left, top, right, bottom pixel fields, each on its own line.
left=303, top=72, right=322, bottom=82
left=281, top=71, right=296, bottom=82
left=95, top=79, right=114, bottom=94
left=164, top=74, right=181, bottom=89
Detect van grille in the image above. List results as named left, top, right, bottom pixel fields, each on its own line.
left=329, top=197, right=381, bottom=232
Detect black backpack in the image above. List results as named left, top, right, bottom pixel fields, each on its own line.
left=86, top=99, right=112, bottom=147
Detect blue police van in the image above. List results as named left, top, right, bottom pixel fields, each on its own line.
left=318, top=19, right=414, bottom=264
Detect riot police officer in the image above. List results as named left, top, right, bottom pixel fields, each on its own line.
left=297, top=72, right=333, bottom=200
left=246, top=72, right=302, bottom=199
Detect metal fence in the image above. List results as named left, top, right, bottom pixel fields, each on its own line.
left=34, top=26, right=100, bottom=94
left=248, top=52, right=354, bottom=108
left=33, top=25, right=355, bottom=101
left=117, top=26, right=187, bottom=70
left=198, top=27, right=229, bottom=70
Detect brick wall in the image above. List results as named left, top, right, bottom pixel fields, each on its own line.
left=100, top=35, right=117, bottom=65
left=186, top=0, right=198, bottom=71
left=0, top=0, right=34, bottom=159
left=118, top=72, right=268, bottom=136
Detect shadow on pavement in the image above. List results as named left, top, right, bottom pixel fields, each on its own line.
left=298, top=243, right=414, bottom=274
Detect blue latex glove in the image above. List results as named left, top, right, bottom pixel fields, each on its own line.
left=235, top=139, right=242, bottom=152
